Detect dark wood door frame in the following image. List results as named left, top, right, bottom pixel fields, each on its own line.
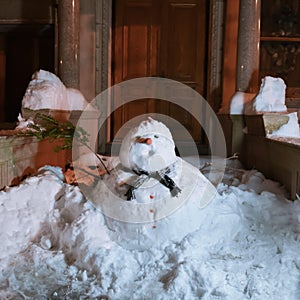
left=97, top=0, right=225, bottom=154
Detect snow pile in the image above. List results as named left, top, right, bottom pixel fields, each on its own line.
left=229, top=91, right=255, bottom=114
left=1, top=158, right=300, bottom=299
left=15, top=113, right=35, bottom=130
left=239, top=76, right=300, bottom=138
left=267, top=112, right=300, bottom=138
left=22, top=70, right=88, bottom=111
left=0, top=166, right=64, bottom=268
left=245, top=76, right=287, bottom=114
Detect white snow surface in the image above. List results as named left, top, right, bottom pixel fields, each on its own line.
left=229, top=92, right=256, bottom=114
left=93, top=157, right=216, bottom=251
left=0, top=167, right=62, bottom=263
left=22, top=70, right=88, bottom=111
left=245, top=76, right=287, bottom=114
left=119, top=118, right=177, bottom=171
left=267, top=112, right=300, bottom=138
left=1, top=160, right=300, bottom=299
left=15, top=113, right=35, bottom=130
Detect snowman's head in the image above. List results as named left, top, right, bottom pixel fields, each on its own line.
left=119, top=118, right=177, bottom=172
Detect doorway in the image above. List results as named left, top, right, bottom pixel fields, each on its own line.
left=110, top=0, right=209, bottom=154
left=0, top=25, right=55, bottom=128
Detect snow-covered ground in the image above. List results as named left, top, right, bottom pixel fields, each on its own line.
left=0, top=157, right=300, bottom=300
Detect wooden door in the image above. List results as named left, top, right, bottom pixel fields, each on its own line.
left=111, top=0, right=208, bottom=150
left=112, top=0, right=160, bottom=138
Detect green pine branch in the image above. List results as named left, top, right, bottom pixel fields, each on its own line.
left=19, top=113, right=110, bottom=174
left=20, top=113, right=89, bottom=153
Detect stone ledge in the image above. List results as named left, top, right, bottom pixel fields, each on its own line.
left=245, top=134, right=300, bottom=200
left=244, top=113, right=298, bottom=136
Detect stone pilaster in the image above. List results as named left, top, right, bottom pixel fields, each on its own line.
left=236, top=0, right=261, bottom=93
left=58, top=0, right=80, bottom=88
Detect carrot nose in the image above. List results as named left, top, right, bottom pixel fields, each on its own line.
left=135, top=137, right=152, bottom=145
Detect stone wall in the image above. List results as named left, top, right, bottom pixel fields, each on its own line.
left=0, top=133, right=70, bottom=188
left=244, top=135, right=300, bottom=200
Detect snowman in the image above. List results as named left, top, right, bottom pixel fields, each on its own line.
left=111, top=117, right=182, bottom=202
left=90, top=118, right=217, bottom=250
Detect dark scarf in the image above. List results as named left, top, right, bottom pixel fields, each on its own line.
left=115, top=164, right=181, bottom=201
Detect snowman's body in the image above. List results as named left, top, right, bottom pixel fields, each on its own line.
left=109, top=158, right=182, bottom=203
left=93, top=118, right=217, bottom=250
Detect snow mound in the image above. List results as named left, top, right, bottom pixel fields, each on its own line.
left=229, top=91, right=255, bottom=114
left=267, top=112, right=300, bottom=138
left=0, top=161, right=300, bottom=299
left=0, top=166, right=64, bottom=267
left=22, top=70, right=88, bottom=111
left=245, top=76, right=287, bottom=114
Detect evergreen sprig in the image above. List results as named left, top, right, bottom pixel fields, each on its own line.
left=20, top=113, right=110, bottom=174
left=21, top=113, right=89, bottom=153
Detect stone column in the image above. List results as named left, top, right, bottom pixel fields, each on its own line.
left=236, top=0, right=261, bottom=93
left=228, top=0, right=261, bottom=160
left=58, top=0, right=80, bottom=88
left=96, top=0, right=112, bottom=94
left=96, top=0, right=112, bottom=153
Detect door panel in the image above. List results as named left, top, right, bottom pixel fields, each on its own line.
left=112, top=0, right=159, bottom=138
left=112, top=0, right=208, bottom=148
left=159, top=0, right=206, bottom=141
left=162, top=1, right=205, bottom=86
left=114, top=0, right=160, bottom=82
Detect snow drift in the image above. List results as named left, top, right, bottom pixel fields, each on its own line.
left=0, top=159, right=300, bottom=299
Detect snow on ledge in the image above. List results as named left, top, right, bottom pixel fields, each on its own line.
left=229, top=91, right=256, bottom=114
left=244, top=76, right=287, bottom=115
left=266, top=112, right=300, bottom=138
left=22, top=70, right=89, bottom=111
